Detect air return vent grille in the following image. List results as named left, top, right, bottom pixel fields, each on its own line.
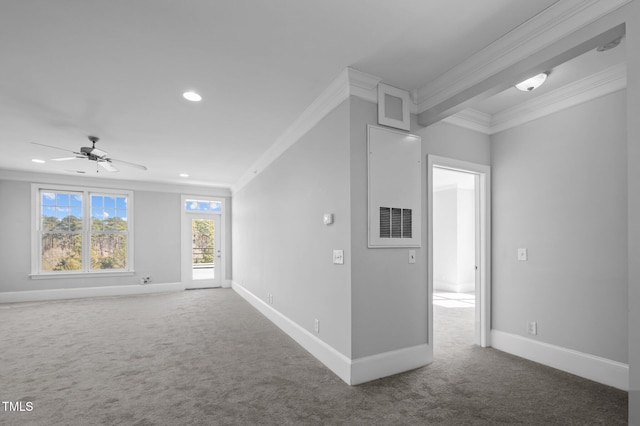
left=368, top=125, right=421, bottom=247
left=379, top=207, right=412, bottom=238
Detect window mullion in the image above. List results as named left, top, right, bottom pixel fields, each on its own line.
left=83, top=190, right=91, bottom=272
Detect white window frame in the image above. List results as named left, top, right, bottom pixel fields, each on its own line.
left=30, top=183, right=135, bottom=279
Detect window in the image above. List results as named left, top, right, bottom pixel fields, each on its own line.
left=32, top=185, right=133, bottom=276
left=185, top=199, right=222, bottom=213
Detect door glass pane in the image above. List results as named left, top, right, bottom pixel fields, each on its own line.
left=192, top=219, right=214, bottom=280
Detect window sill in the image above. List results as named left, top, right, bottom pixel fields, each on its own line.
left=29, top=271, right=135, bottom=280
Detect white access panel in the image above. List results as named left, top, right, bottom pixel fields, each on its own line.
left=368, top=125, right=421, bottom=248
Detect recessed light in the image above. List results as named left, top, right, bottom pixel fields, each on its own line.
left=179, top=173, right=189, bottom=178
left=32, top=159, right=46, bottom=164
left=183, top=91, right=202, bottom=102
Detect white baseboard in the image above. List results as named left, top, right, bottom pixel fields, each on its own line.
left=0, top=282, right=184, bottom=304
left=491, top=330, right=629, bottom=391
left=231, top=281, right=352, bottom=384
left=351, top=344, right=431, bottom=385
left=231, top=281, right=432, bottom=385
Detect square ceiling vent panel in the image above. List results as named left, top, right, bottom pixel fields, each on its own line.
left=368, top=125, right=421, bottom=248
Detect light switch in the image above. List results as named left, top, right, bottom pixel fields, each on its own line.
left=409, top=250, right=416, bottom=264
left=518, top=248, right=528, bottom=261
left=333, top=249, right=344, bottom=265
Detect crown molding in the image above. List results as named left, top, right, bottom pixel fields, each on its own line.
left=489, top=62, right=626, bottom=133
left=442, top=109, right=492, bottom=135
left=416, top=0, right=632, bottom=114
left=232, top=68, right=383, bottom=193
left=443, top=62, right=626, bottom=135
left=0, top=169, right=232, bottom=196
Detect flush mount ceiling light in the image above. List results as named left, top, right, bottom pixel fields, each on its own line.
left=179, top=173, right=189, bottom=178
left=515, top=72, right=549, bottom=92
left=597, top=36, right=623, bottom=52
left=182, top=91, right=202, bottom=102
left=31, top=159, right=46, bottom=163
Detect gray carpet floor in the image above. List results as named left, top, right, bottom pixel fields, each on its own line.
left=0, top=288, right=627, bottom=425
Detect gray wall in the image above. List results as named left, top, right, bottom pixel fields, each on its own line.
left=349, top=98, right=427, bottom=358
left=350, top=97, right=491, bottom=358
left=232, top=100, right=352, bottom=357
left=0, top=174, right=231, bottom=292
left=627, top=1, right=640, bottom=421
left=491, top=90, right=628, bottom=363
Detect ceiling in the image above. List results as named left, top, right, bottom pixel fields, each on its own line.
left=1, top=0, right=565, bottom=188
left=472, top=36, right=626, bottom=116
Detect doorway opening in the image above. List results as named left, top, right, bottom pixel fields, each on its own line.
left=181, top=196, right=225, bottom=289
left=428, top=156, right=491, bottom=349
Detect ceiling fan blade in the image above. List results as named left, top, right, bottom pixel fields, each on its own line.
left=51, top=156, right=83, bottom=161
left=98, top=160, right=118, bottom=172
left=109, top=158, right=147, bottom=170
left=31, top=142, right=77, bottom=154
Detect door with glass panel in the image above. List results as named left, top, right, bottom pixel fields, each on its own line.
left=182, top=198, right=222, bottom=289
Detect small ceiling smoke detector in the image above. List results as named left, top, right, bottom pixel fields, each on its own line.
left=597, top=36, right=623, bottom=52
left=515, top=72, right=549, bottom=92
left=183, top=91, right=202, bottom=102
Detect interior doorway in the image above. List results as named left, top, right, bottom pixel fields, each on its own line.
left=428, top=156, right=491, bottom=348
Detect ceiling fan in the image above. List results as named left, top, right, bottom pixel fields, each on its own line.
left=32, top=136, right=147, bottom=172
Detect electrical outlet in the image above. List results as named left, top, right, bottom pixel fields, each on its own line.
left=333, top=250, right=344, bottom=265
left=140, top=275, right=152, bottom=284
left=314, top=318, right=320, bottom=333
left=527, top=321, right=537, bottom=335
left=518, top=248, right=528, bottom=261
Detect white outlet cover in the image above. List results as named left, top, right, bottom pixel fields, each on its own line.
left=333, top=249, right=344, bottom=265
left=323, top=213, right=334, bottom=225
left=518, top=248, right=528, bottom=261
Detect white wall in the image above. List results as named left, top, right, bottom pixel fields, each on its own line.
left=433, top=185, right=475, bottom=292
left=434, top=188, right=459, bottom=289
left=491, top=90, right=628, bottom=363
left=0, top=173, right=231, bottom=294
left=232, top=99, right=352, bottom=357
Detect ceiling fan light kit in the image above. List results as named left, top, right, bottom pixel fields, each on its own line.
left=31, top=136, right=147, bottom=173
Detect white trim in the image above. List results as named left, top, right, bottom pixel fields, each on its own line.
left=231, top=281, right=352, bottom=384
left=231, top=68, right=384, bottom=194
left=31, top=183, right=135, bottom=276
left=232, top=69, right=351, bottom=193
left=231, top=281, right=431, bottom=385
left=442, top=109, right=493, bottom=135
left=347, top=67, right=382, bottom=104
left=442, top=62, right=627, bottom=135
left=377, top=83, right=411, bottom=131
left=416, top=0, right=632, bottom=113
left=350, top=344, right=430, bottom=385
left=443, top=62, right=626, bottom=135
left=0, top=282, right=184, bottom=304
left=181, top=195, right=226, bottom=289
left=428, top=156, right=491, bottom=348
left=0, top=169, right=231, bottom=197
left=489, top=62, right=626, bottom=133
left=491, top=330, right=629, bottom=391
